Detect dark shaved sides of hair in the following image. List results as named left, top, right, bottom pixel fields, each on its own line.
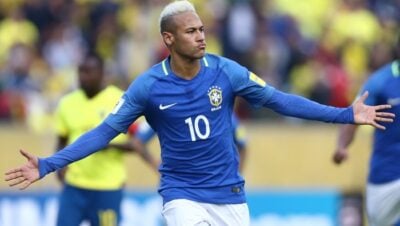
left=160, top=15, right=176, bottom=33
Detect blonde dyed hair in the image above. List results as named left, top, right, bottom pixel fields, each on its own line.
left=159, top=1, right=196, bottom=33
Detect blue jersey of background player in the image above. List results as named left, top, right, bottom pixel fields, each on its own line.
left=333, top=39, right=400, bottom=226
left=136, top=113, right=247, bottom=173
left=5, top=1, right=394, bottom=226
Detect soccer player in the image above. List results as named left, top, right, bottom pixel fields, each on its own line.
left=5, top=1, right=395, bottom=226
left=332, top=37, right=400, bottom=226
left=135, top=112, right=247, bottom=173
left=53, top=53, right=155, bottom=226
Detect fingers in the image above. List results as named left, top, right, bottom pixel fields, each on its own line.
left=376, top=112, right=395, bottom=117
left=20, top=181, right=32, bottom=190
left=373, top=111, right=395, bottom=128
left=375, top=117, right=394, bottom=123
left=4, top=169, right=34, bottom=189
left=374, top=104, right=392, bottom=111
left=8, top=177, right=27, bottom=187
left=4, top=168, right=24, bottom=181
left=372, top=108, right=395, bottom=126
left=357, top=91, right=369, bottom=103
left=372, top=121, right=386, bottom=130
left=20, top=149, right=32, bottom=160
left=4, top=169, right=28, bottom=187
left=5, top=168, right=22, bottom=176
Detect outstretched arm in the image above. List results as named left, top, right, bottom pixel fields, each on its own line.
left=4, top=122, right=120, bottom=190
left=333, top=124, right=358, bottom=164
left=264, top=90, right=394, bottom=129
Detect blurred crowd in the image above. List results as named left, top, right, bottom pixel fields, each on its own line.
left=0, top=0, right=398, bottom=132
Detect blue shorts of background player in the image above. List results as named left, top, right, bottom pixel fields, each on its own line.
left=57, top=184, right=122, bottom=226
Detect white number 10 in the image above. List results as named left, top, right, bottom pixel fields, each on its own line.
left=184, top=115, right=210, bottom=141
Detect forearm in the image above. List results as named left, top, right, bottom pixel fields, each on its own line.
left=337, top=124, right=358, bottom=149
left=141, top=148, right=158, bottom=170
left=238, top=147, right=246, bottom=173
left=264, top=90, right=354, bottom=123
left=107, top=143, right=134, bottom=152
left=39, top=122, right=120, bottom=178
left=132, top=138, right=158, bottom=171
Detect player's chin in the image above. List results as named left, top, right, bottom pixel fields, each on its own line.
left=193, top=50, right=206, bottom=59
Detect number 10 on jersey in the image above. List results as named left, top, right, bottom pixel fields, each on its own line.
left=185, top=115, right=210, bottom=141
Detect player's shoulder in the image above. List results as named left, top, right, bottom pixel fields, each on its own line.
left=130, top=61, right=168, bottom=85
left=369, top=61, right=397, bottom=81
left=55, top=90, right=86, bottom=114
left=144, top=60, right=171, bottom=79
left=204, top=53, right=248, bottom=81
left=124, top=62, right=168, bottom=97
left=363, top=61, right=397, bottom=89
left=102, top=85, right=124, bottom=96
left=59, top=89, right=84, bottom=104
left=204, top=53, right=242, bottom=69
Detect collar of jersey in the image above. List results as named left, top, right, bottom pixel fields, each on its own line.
left=161, top=55, right=209, bottom=79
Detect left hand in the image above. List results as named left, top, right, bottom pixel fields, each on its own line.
left=353, top=91, right=395, bottom=130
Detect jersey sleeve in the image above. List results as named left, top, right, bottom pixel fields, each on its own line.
left=39, top=122, right=119, bottom=178
left=224, top=59, right=275, bottom=108
left=104, top=74, right=151, bottom=133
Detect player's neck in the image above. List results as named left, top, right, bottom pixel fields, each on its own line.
left=83, top=87, right=103, bottom=99
left=170, top=56, right=201, bottom=80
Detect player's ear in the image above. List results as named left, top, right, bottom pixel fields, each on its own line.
left=162, top=31, right=174, bottom=47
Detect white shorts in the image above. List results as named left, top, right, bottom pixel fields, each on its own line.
left=366, top=179, right=400, bottom=226
left=162, top=199, right=250, bottom=226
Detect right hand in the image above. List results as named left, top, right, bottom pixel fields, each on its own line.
left=4, top=149, right=40, bottom=190
left=352, top=91, right=395, bottom=130
left=332, top=148, right=348, bottom=164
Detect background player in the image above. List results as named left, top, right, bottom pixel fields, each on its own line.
left=5, top=1, right=395, bottom=226
left=54, top=53, right=156, bottom=226
left=333, top=35, right=400, bottom=226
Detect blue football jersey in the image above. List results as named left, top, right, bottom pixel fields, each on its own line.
left=358, top=60, right=400, bottom=184
left=136, top=113, right=247, bottom=149
left=136, top=120, right=156, bottom=143
left=105, top=53, right=274, bottom=204
left=231, top=113, right=247, bottom=150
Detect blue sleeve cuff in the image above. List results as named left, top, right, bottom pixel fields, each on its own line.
left=38, top=158, right=50, bottom=179
left=342, top=106, right=354, bottom=124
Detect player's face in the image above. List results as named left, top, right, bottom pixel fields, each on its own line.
left=168, top=12, right=206, bottom=60
left=78, top=59, right=103, bottom=93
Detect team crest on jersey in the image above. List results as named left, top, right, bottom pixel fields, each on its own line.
left=208, top=86, right=222, bottom=111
